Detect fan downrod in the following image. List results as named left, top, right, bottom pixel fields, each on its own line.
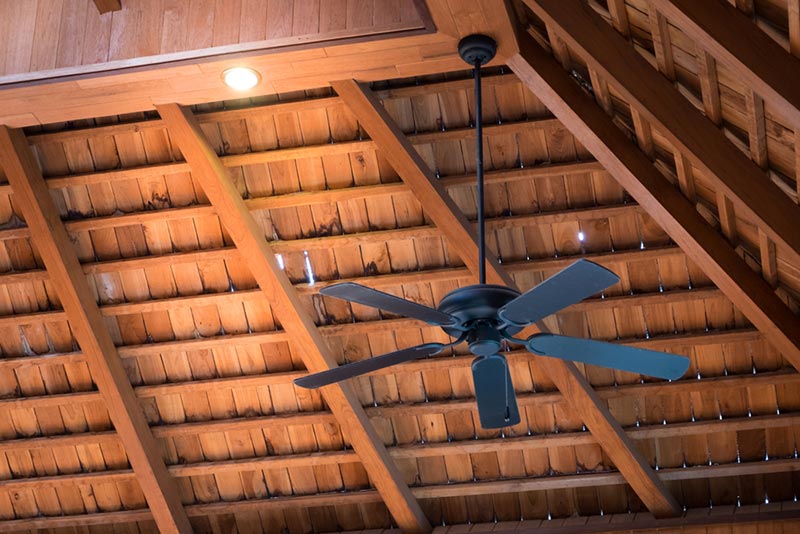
left=458, top=34, right=497, bottom=66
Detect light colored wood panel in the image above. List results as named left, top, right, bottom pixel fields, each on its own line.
left=0, top=0, right=426, bottom=80
left=157, top=102, right=431, bottom=534
left=0, top=125, right=192, bottom=532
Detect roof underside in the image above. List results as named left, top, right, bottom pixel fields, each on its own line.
left=0, top=1, right=799, bottom=533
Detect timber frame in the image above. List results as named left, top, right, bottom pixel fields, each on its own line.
left=0, top=0, right=799, bottom=532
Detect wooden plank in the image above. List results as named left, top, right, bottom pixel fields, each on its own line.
left=745, top=90, right=768, bottom=169
left=331, top=78, right=680, bottom=518
left=606, top=0, right=631, bottom=37
left=653, top=0, right=800, bottom=129
left=3, top=370, right=796, bottom=456
left=93, top=0, right=122, bottom=14
left=526, top=0, right=800, bottom=268
left=506, top=21, right=800, bottom=396
left=6, top=454, right=800, bottom=501
left=2, top=460, right=800, bottom=531
left=695, top=48, right=722, bottom=125
left=0, top=324, right=759, bottom=412
left=157, top=102, right=430, bottom=533
left=646, top=4, right=675, bottom=81
left=0, top=125, right=192, bottom=533
left=790, top=0, right=800, bottom=57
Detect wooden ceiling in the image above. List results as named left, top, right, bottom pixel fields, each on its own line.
left=0, top=0, right=799, bottom=533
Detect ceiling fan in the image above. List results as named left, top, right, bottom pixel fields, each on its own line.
left=295, top=35, right=690, bottom=429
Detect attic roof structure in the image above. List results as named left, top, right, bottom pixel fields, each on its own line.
left=0, top=1, right=799, bottom=533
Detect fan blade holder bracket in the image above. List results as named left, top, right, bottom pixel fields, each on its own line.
left=436, top=284, right=523, bottom=338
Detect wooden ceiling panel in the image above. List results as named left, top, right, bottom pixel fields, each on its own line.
left=0, top=2, right=799, bottom=529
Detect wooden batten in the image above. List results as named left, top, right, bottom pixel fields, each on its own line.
left=0, top=1, right=799, bottom=531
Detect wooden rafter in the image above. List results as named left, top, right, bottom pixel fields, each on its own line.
left=1, top=452, right=799, bottom=531
left=524, top=0, right=800, bottom=269
left=156, top=103, right=430, bottom=534
left=653, top=0, right=800, bottom=130
left=331, top=78, right=680, bottom=518
left=506, top=13, right=800, bottom=370
left=0, top=326, right=764, bottom=414
left=0, top=126, right=192, bottom=533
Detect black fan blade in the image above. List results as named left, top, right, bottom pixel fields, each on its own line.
left=295, top=343, right=443, bottom=389
left=527, top=334, right=690, bottom=380
left=498, top=259, right=619, bottom=327
left=471, top=354, right=521, bottom=429
left=320, top=283, right=457, bottom=327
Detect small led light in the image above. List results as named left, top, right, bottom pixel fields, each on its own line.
left=222, top=67, right=261, bottom=90
left=577, top=231, right=585, bottom=242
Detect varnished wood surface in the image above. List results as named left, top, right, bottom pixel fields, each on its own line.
left=0, top=126, right=192, bottom=532
left=0, top=0, right=424, bottom=81
left=158, top=102, right=431, bottom=533
left=0, top=0, right=799, bottom=530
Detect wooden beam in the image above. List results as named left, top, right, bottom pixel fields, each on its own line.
left=696, top=48, right=722, bottom=125
left=92, top=0, right=121, bottom=13
left=156, top=103, right=430, bottom=533
left=332, top=79, right=511, bottom=286
left=745, top=90, right=769, bottom=168
left=331, top=79, right=680, bottom=518
left=4, top=452, right=800, bottom=504
left=674, top=151, right=697, bottom=201
left=0, top=324, right=756, bottom=413
left=506, top=20, right=800, bottom=380
left=1, top=367, right=791, bottom=456
left=1, top=460, right=799, bottom=532
left=527, top=0, right=800, bottom=269
left=790, top=0, right=800, bottom=57
left=656, top=0, right=800, bottom=129
left=647, top=3, right=676, bottom=81
left=607, top=0, right=631, bottom=37
left=0, top=275, right=719, bottom=336
left=0, top=126, right=192, bottom=533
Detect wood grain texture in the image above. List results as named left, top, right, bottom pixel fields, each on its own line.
left=0, top=126, right=192, bottom=533
left=157, top=102, right=431, bottom=534
left=93, top=0, right=122, bottom=14
left=0, top=0, right=423, bottom=78
left=524, top=0, right=800, bottom=295
left=508, top=23, right=800, bottom=384
left=653, top=0, right=800, bottom=129
left=332, top=78, right=680, bottom=518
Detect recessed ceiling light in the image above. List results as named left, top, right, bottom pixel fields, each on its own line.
left=222, top=67, right=260, bottom=90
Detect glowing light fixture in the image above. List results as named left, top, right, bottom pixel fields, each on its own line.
left=223, top=67, right=260, bottom=90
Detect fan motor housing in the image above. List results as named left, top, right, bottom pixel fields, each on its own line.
left=437, top=284, right=522, bottom=338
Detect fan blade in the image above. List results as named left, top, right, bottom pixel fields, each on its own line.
left=498, top=259, right=619, bottom=327
left=527, top=334, right=690, bottom=380
left=471, top=354, right=521, bottom=429
left=295, top=343, right=443, bottom=389
left=320, top=283, right=457, bottom=326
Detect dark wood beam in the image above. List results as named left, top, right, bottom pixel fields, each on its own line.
left=653, top=0, right=800, bottom=129
left=156, top=103, right=430, bottom=534
left=523, top=0, right=800, bottom=269
left=510, top=4, right=800, bottom=369
left=0, top=126, right=192, bottom=533
left=332, top=79, right=680, bottom=518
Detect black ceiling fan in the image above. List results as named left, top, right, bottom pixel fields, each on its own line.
left=295, top=35, right=690, bottom=429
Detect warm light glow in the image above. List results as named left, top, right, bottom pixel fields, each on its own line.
left=223, top=67, right=260, bottom=90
